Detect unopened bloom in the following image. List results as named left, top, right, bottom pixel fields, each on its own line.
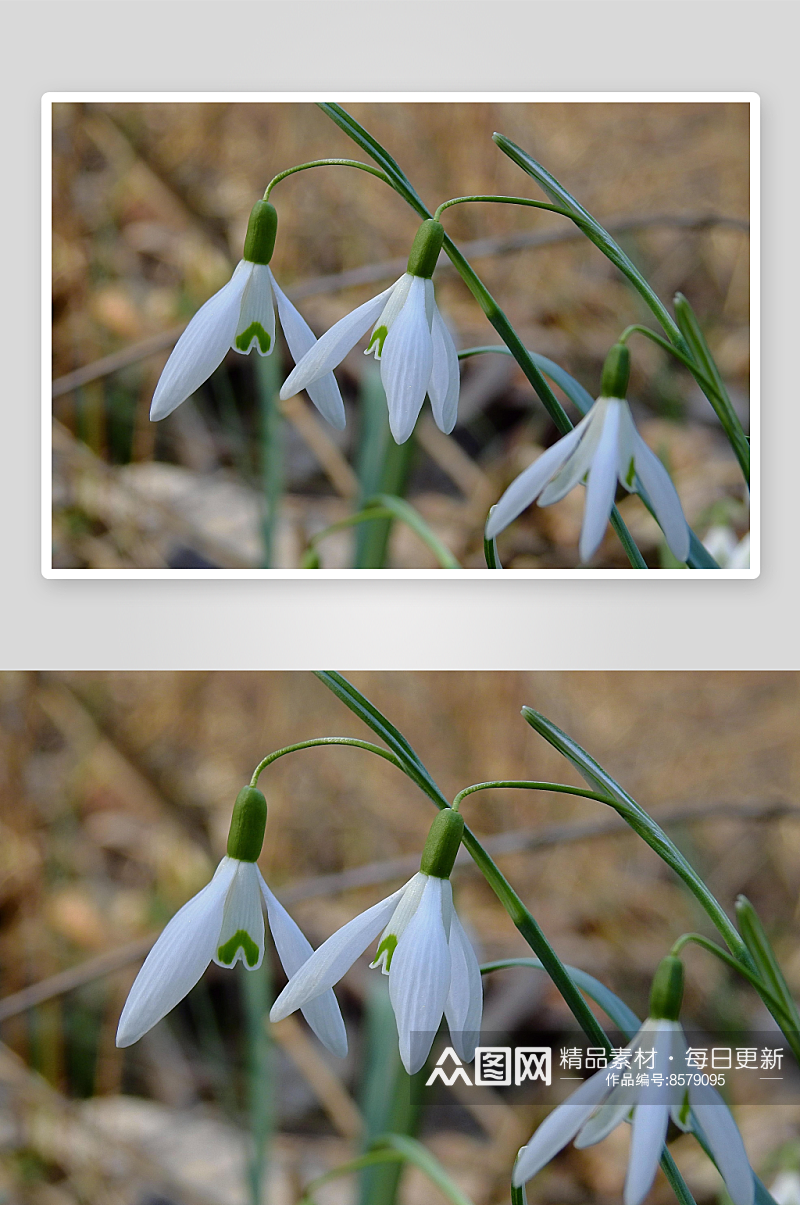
left=270, top=808, right=482, bottom=1073
left=150, top=201, right=345, bottom=429
left=279, top=220, right=459, bottom=444
left=485, top=344, right=690, bottom=563
left=116, top=787, right=346, bottom=1056
left=514, top=957, right=753, bottom=1205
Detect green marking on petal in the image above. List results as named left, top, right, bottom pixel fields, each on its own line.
left=235, top=323, right=272, bottom=354
left=625, top=455, right=636, bottom=489
left=371, top=933, right=397, bottom=972
left=218, top=929, right=260, bottom=967
left=677, top=1090, right=691, bottom=1128
left=366, top=325, right=388, bottom=359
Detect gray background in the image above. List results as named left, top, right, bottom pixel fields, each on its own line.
left=5, top=1, right=792, bottom=669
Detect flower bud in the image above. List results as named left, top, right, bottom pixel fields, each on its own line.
left=600, top=342, right=630, bottom=399
left=419, top=807, right=464, bottom=879
left=649, top=954, right=684, bottom=1021
left=243, top=201, right=278, bottom=266
left=406, top=219, right=445, bottom=279
left=226, top=786, right=267, bottom=861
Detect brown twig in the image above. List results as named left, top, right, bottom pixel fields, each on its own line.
left=52, top=214, right=749, bottom=398
left=0, top=797, right=793, bottom=1025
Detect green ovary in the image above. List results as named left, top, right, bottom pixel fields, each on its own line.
left=218, top=929, right=260, bottom=967
left=372, top=933, right=397, bottom=972
left=625, top=456, right=636, bottom=488
left=366, top=326, right=388, bottom=358
left=235, top=323, right=271, bottom=353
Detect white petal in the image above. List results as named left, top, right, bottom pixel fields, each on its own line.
left=258, top=873, right=347, bottom=1058
left=116, top=857, right=237, bottom=1047
left=213, top=860, right=265, bottom=969
left=389, top=875, right=451, bottom=1074
left=150, top=262, right=252, bottom=421
left=371, top=872, right=428, bottom=972
left=233, top=263, right=276, bottom=357
left=380, top=275, right=433, bottom=445
left=427, top=299, right=460, bottom=434
left=269, top=271, right=346, bottom=431
left=624, top=1094, right=670, bottom=1205
left=513, top=1069, right=613, bottom=1185
left=367, top=274, right=414, bottom=356
left=538, top=405, right=605, bottom=507
left=279, top=286, right=394, bottom=400
left=579, top=399, right=623, bottom=562
left=485, top=423, right=586, bottom=539
left=689, top=1082, right=754, bottom=1205
left=574, top=1100, right=630, bottom=1147
left=631, top=428, right=690, bottom=563
left=444, top=908, right=483, bottom=1063
left=269, top=885, right=406, bottom=1021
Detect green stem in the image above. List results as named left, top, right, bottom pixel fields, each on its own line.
left=483, top=523, right=502, bottom=569
left=452, top=779, right=618, bottom=812
left=670, top=934, right=798, bottom=1039
left=619, top=324, right=750, bottom=485
left=433, top=194, right=575, bottom=222
left=313, top=671, right=700, bottom=1204
left=317, top=103, right=647, bottom=570
left=250, top=737, right=404, bottom=787
left=264, top=158, right=391, bottom=199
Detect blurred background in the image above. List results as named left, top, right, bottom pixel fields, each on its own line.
left=0, top=671, right=797, bottom=1203
left=51, top=101, right=750, bottom=569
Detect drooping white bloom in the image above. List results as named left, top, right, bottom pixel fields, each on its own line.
left=150, top=262, right=345, bottom=429
left=485, top=395, right=690, bottom=563
left=150, top=200, right=345, bottom=429
left=513, top=1018, right=754, bottom=1205
left=116, top=855, right=347, bottom=1056
left=269, top=870, right=482, bottom=1074
left=279, top=219, right=459, bottom=444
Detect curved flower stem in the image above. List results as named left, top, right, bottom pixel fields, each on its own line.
left=452, top=779, right=617, bottom=813
left=459, top=344, right=718, bottom=571
left=433, top=194, right=575, bottom=222
left=316, top=103, right=649, bottom=570
left=249, top=737, right=405, bottom=787
left=670, top=933, right=798, bottom=1040
left=619, top=325, right=750, bottom=485
left=263, top=158, right=392, bottom=200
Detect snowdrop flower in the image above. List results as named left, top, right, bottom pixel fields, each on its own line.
left=270, top=808, right=482, bottom=1073
left=513, top=957, right=753, bottom=1205
left=485, top=343, right=690, bottom=563
left=116, top=787, right=346, bottom=1056
left=279, top=219, right=459, bottom=444
left=150, top=201, right=345, bottom=429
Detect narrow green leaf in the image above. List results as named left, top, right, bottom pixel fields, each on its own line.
left=255, top=350, right=283, bottom=569
left=372, top=1135, right=475, bottom=1205
left=673, top=293, right=750, bottom=483
left=358, top=981, right=422, bottom=1205
left=354, top=368, right=415, bottom=567
left=366, top=493, right=460, bottom=568
left=735, top=896, right=800, bottom=1028
left=492, top=133, right=684, bottom=347
left=519, top=705, right=749, bottom=962
left=481, top=957, right=641, bottom=1037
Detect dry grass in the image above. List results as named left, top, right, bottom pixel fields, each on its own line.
left=1, top=671, right=797, bottom=1203
left=51, top=101, right=750, bottom=569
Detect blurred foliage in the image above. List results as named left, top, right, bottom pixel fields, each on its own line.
left=51, top=101, right=750, bottom=568
left=0, top=671, right=798, bottom=1202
